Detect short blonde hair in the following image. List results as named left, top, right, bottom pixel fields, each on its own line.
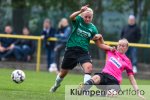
left=85, top=7, right=93, bottom=14
left=80, top=7, right=93, bottom=17
left=119, top=38, right=129, bottom=47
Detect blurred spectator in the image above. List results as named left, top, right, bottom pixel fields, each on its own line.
left=51, top=18, right=71, bottom=71
left=0, top=25, right=18, bottom=60
left=41, top=18, right=56, bottom=70
left=121, top=15, right=141, bottom=73
left=14, top=27, right=35, bottom=61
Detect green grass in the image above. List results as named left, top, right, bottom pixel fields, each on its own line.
left=0, top=68, right=149, bottom=100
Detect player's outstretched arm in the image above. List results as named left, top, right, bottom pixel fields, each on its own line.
left=69, top=5, right=89, bottom=21
left=95, top=37, right=115, bottom=52
left=92, top=34, right=103, bottom=41
left=128, top=75, right=145, bottom=100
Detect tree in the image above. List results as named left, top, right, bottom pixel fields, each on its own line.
left=12, top=0, right=26, bottom=34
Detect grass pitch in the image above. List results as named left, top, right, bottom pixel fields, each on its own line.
left=0, top=68, right=149, bottom=100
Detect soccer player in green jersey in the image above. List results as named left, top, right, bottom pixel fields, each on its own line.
left=50, top=5, right=104, bottom=92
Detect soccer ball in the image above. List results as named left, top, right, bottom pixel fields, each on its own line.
left=11, top=69, right=25, bottom=84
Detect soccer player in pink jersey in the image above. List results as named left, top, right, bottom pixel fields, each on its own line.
left=81, top=38, right=145, bottom=99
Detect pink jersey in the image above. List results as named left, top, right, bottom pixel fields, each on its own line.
left=102, top=50, right=134, bottom=84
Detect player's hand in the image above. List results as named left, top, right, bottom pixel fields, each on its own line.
left=80, top=5, right=89, bottom=13
left=7, top=44, right=15, bottom=50
left=110, top=46, right=116, bottom=52
left=138, top=93, right=145, bottom=100
left=0, top=46, right=6, bottom=52
left=92, top=34, right=102, bottom=41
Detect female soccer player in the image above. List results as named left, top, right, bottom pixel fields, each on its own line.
left=81, top=38, right=145, bottom=99
left=50, top=5, right=104, bottom=92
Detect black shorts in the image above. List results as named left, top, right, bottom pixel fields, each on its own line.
left=95, top=73, right=120, bottom=91
left=61, top=46, right=92, bottom=70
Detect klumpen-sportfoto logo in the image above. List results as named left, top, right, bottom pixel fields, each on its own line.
left=65, top=85, right=148, bottom=100
left=69, top=88, right=145, bottom=97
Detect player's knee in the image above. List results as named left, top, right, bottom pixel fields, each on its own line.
left=84, top=65, right=93, bottom=73
left=82, top=62, right=93, bottom=73
left=59, top=69, right=68, bottom=78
